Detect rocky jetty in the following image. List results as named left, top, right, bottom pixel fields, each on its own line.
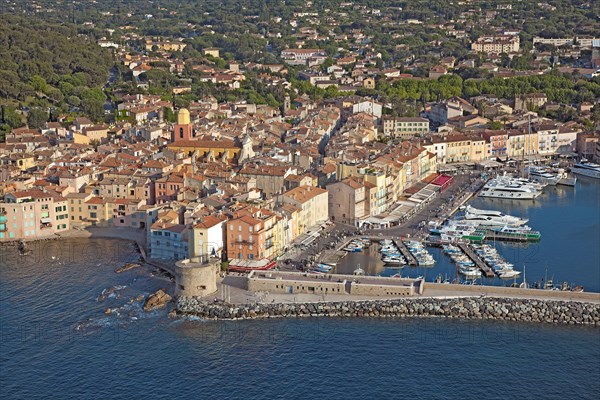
left=143, top=289, right=172, bottom=312
left=176, top=297, right=600, bottom=326
left=115, top=263, right=141, bottom=273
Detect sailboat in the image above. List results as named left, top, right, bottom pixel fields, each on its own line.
left=519, top=265, right=527, bottom=288
left=543, top=264, right=554, bottom=290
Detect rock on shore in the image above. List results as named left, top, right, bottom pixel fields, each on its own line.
left=115, top=263, right=141, bottom=273
left=176, top=297, right=600, bottom=326
left=143, top=289, right=172, bottom=312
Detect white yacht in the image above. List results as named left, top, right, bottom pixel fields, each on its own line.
left=500, top=175, right=546, bottom=191
left=525, top=166, right=560, bottom=186
left=479, top=178, right=542, bottom=200
left=459, top=266, right=482, bottom=278
left=572, top=160, right=600, bottom=179
left=463, top=205, right=528, bottom=227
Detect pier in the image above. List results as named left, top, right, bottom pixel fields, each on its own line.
left=457, top=243, right=495, bottom=278
left=394, top=239, right=419, bottom=267
left=319, top=249, right=347, bottom=268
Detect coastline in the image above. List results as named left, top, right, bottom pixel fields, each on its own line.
left=0, top=227, right=147, bottom=246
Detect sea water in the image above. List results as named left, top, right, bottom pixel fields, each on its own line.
left=0, top=216, right=599, bottom=399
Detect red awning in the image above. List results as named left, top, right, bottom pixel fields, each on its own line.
left=431, top=174, right=453, bottom=187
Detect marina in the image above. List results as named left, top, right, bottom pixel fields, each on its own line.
left=333, top=165, right=598, bottom=291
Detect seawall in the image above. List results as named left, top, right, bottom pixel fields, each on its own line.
left=176, top=296, right=600, bottom=326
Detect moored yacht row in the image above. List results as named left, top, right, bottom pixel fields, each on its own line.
left=379, top=239, right=407, bottom=267
left=472, top=244, right=521, bottom=280
left=442, top=244, right=481, bottom=279
left=403, top=240, right=436, bottom=267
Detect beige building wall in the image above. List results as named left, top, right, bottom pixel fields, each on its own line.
left=326, top=180, right=366, bottom=226
left=280, top=186, right=328, bottom=235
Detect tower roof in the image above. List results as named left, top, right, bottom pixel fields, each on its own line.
left=177, top=108, right=191, bottom=125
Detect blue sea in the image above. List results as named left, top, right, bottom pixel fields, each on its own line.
left=1, top=178, right=599, bottom=399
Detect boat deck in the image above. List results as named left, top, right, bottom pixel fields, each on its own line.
left=484, top=230, right=540, bottom=242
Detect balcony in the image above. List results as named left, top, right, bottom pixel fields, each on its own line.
left=40, top=222, right=52, bottom=229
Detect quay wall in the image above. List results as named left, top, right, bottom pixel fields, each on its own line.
left=423, top=283, right=600, bottom=302
left=177, top=296, right=600, bottom=326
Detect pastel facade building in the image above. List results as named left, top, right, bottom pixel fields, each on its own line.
left=190, top=214, right=227, bottom=259
left=149, top=222, right=190, bottom=260
left=383, top=117, right=430, bottom=138
left=226, top=208, right=278, bottom=261
left=279, top=186, right=328, bottom=235
left=0, top=190, right=69, bottom=241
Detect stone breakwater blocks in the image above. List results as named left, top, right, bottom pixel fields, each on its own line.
left=175, top=297, right=600, bottom=326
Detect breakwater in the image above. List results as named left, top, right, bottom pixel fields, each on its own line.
left=176, top=296, right=600, bottom=326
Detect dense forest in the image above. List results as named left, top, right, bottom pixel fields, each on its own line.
left=0, top=15, right=113, bottom=129
left=2, top=0, right=598, bottom=65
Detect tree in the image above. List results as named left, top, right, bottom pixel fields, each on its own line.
left=2, top=106, right=24, bottom=129
left=29, top=75, right=48, bottom=93
left=591, top=106, right=600, bottom=125
left=80, top=87, right=106, bottom=122
left=487, top=120, right=503, bottom=130
left=164, top=107, right=176, bottom=123
left=67, top=96, right=81, bottom=107
left=27, top=108, right=48, bottom=129
left=321, top=57, right=334, bottom=72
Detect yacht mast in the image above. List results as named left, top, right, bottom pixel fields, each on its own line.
left=527, top=114, right=531, bottom=179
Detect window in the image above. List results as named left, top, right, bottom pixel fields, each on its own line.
left=179, top=127, right=184, bottom=138
left=238, top=225, right=242, bottom=232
